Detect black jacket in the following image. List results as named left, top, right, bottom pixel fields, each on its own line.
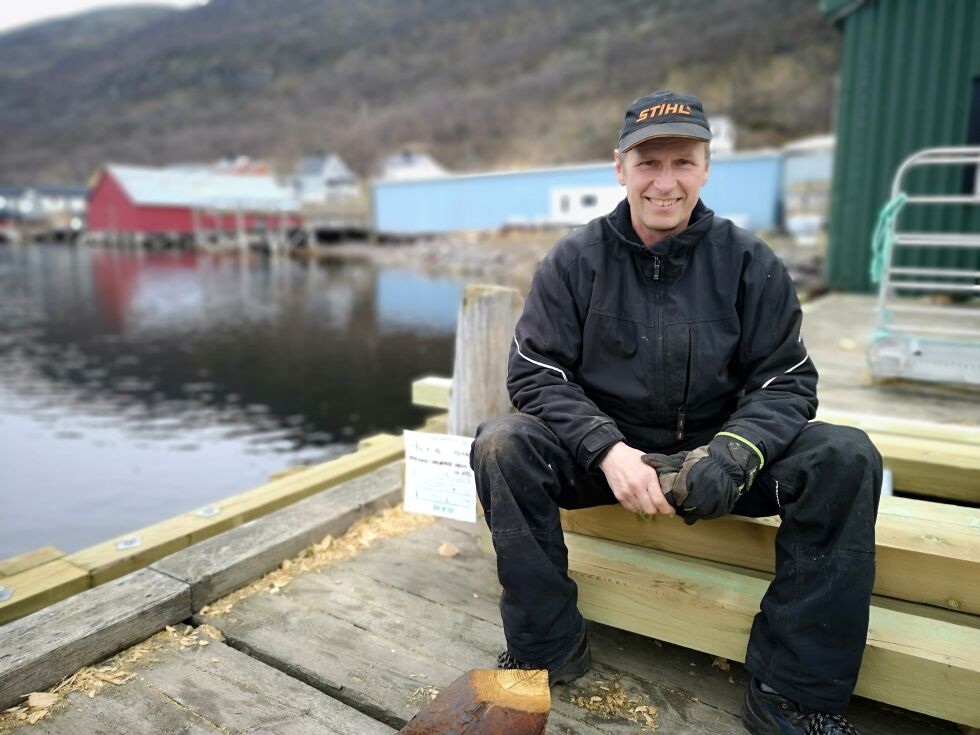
left=507, top=197, right=818, bottom=471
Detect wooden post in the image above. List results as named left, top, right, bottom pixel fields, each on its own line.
left=236, top=209, right=247, bottom=252
left=449, top=284, right=523, bottom=437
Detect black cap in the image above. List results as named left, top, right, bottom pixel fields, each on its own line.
left=618, top=90, right=711, bottom=153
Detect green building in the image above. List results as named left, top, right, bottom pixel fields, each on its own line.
left=823, top=0, right=980, bottom=292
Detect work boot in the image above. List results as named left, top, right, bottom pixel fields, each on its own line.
left=742, top=678, right=860, bottom=734
left=496, top=625, right=592, bottom=687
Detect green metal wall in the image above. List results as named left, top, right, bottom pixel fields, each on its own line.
left=826, top=0, right=980, bottom=292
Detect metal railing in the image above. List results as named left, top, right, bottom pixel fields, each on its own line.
left=869, top=147, right=980, bottom=385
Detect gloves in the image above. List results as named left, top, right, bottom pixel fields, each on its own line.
left=642, top=433, right=762, bottom=523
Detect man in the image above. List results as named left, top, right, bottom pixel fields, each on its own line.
left=470, top=90, right=881, bottom=735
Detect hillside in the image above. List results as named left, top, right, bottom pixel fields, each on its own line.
left=0, top=0, right=840, bottom=184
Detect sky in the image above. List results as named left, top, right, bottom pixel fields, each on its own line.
left=0, top=0, right=206, bottom=35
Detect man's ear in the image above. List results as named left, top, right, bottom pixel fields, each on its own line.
left=613, top=149, right=626, bottom=186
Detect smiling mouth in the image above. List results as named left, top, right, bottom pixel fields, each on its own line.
left=646, top=197, right=681, bottom=208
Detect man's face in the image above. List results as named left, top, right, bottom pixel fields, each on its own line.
left=614, top=137, right=710, bottom=246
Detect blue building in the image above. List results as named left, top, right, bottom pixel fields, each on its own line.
left=372, top=149, right=784, bottom=236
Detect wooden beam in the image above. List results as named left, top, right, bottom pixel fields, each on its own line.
left=412, top=376, right=451, bottom=410
left=816, top=408, right=980, bottom=446
left=868, top=433, right=978, bottom=503
left=0, top=568, right=191, bottom=711
left=65, top=435, right=405, bottom=587
left=449, top=285, right=522, bottom=436
left=414, top=376, right=979, bottom=502
left=152, top=462, right=404, bottom=611
left=565, top=532, right=980, bottom=727
left=0, top=546, right=65, bottom=577
left=561, top=496, right=980, bottom=615
left=0, top=559, right=90, bottom=625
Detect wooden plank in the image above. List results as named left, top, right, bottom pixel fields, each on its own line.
left=449, top=285, right=522, bottom=436
left=561, top=496, right=980, bottom=614
left=0, top=568, right=191, bottom=710
left=870, top=433, right=978, bottom=503
left=411, top=375, right=451, bottom=409
left=565, top=532, right=980, bottom=727
left=66, top=435, right=405, bottom=587
left=0, top=546, right=65, bottom=577
left=411, top=375, right=980, bottom=501
left=29, top=636, right=394, bottom=735
left=816, top=409, right=980, bottom=446
left=198, top=519, right=954, bottom=734
left=358, top=432, right=399, bottom=449
left=152, top=462, right=404, bottom=611
left=196, top=523, right=744, bottom=734
left=0, top=559, right=90, bottom=625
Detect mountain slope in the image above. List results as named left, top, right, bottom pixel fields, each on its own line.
left=0, top=0, right=840, bottom=184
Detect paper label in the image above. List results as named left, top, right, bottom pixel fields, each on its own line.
left=403, top=430, right=476, bottom=522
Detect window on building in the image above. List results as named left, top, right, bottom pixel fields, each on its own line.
left=964, top=75, right=980, bottom=194
left=560, top=196, right=570, bottom=213
left=581, top=194, right=598, bottom=207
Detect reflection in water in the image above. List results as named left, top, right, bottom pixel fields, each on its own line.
left=0, top=244, right=460, bottom=557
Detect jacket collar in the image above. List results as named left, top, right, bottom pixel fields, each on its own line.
left=606, top=197, right=714, bottom=280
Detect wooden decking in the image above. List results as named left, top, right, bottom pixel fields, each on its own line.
left=3, top=474, right=962, bottom=734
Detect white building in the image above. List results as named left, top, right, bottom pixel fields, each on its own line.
left=292, top=154, right=359, bottom=205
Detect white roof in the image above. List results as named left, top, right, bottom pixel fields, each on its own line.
left=782, top=135, right=836, bottom=155
left=106, top=164, right=299, bottom=212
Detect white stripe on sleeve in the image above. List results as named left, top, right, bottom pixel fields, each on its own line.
left=514, top=335, right=568, bottom=382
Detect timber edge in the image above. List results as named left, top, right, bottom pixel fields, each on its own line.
left=411, top=375, right=980, bottom=504
left=0, top=412, right=448, bottom=627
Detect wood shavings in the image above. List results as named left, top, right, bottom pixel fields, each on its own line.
left=407, top=685, right=440, bottom=708
left=200, top=506, right=435, bottom=617
left=711, top=656, right=731, bottom=672
left=437, top=541, right=459, bottom=557
left=567, top=678, right=659, bottom=732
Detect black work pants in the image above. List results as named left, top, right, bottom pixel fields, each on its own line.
left=470, top=414, right=881, bottom=713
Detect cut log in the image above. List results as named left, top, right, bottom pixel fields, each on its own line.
left=565, top=532, right=980, bottom=728
left=398, top=669, right=549, bottom=735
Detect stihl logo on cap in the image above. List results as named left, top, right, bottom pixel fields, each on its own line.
left=636, top=103, right=693, bottom=122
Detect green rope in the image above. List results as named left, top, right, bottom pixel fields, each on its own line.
left=869, top=192, right=907, bottom=285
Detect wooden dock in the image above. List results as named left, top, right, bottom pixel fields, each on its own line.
left=0, top=461, right=965, bottom=734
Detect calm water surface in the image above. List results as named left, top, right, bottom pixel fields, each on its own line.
left=0, top=244, right=460, bottom=558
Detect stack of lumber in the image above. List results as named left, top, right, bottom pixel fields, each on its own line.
left=413, top=377, right=979, bottom=504
left=411, top=374, right=980, bottom=727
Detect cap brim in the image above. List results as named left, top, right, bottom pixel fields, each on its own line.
left=619, top=122, right=711, bottom=153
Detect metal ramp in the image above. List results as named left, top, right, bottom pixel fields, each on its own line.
left=868, top=146, right=980, bottom=386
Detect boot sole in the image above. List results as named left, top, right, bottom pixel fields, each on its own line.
left=549, top=642, right=592, bottom=687
left=741, top=687, right=783, bottom=735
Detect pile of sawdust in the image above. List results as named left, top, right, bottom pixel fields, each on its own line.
left=200, top=506, right=435, bottom=617
left=567, top=677, right=660, bottom=732
left=0, top=625, right=224, bottom=732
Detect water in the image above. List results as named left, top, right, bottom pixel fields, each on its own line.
left=0, top=244, right=461, bottom=558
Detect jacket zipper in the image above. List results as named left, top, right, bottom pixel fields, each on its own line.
left=653, top=255, right=661, bottom=281
left=676, top=327, right=693, bottom=440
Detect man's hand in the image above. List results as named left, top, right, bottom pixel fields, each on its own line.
left=643, top=434, right=762, bottom=523
left=598, top=442, right=675, bottom=516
